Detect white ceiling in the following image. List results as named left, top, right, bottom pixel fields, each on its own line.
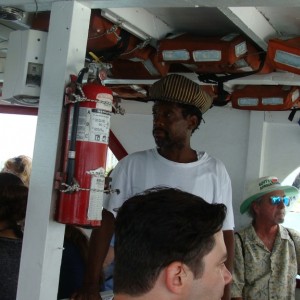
left=2, top=1, right=300, bottom=51
left=2, top=1, right=300, bottom=101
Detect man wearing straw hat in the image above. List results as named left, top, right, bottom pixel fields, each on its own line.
left=231, top=176, right=300, bottom=300
left=73, top=74, right=234, bottom=300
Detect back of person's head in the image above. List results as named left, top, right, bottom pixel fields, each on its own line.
left=1, top=155, right=32, bottom=187
left=0, top=172, right=28, bottom=224
left=57, top=225, right=90, bottom=299
left=114, top=187, right=226, bottom=295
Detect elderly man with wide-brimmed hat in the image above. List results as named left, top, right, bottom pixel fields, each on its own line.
left=231, top=176, right=300, bottom=300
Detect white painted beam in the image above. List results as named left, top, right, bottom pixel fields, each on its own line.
left=243, top=111, right=265, bottom=197
left=0, top=24, right=14, bottom=40
left=16, top=1, right=91, bottom=300
left=101, top=8, right=173, bottom=41
left=104, top=72, right=300, bottom=89
left=0, top=40, right=8, bottom=50
left=0, top=56, right=5, bottom=74
left=225, top=72, right=300, bottom=90
left=218, top=7, right=278, bottom=50
left=0, top=25, right=15, bottom=59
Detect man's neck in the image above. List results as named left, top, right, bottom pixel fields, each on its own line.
left=157, top=147, right=198, bottom=163
left=114, top=293, right=157, bottom=300
left=253, top=219, right=279, bottom=234
left=114, top=291, right=177, bottom=300
left=253, top=221, right=279, bottom=251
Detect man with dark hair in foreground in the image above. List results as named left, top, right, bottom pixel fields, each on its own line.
left=114, top=187, right=232, bottom=300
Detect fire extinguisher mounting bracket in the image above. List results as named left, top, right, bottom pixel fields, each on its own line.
left=60, top=182, right=120, bottom=195
left=66, top=92, right=125, bottom=115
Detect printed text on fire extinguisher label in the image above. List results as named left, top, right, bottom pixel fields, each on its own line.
left=88, top=167, right=105, bottom=220
left=69, top=107, right=111, bottom=144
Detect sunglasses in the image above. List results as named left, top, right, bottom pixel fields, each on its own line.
left=270, top=196, right=290, bottom=206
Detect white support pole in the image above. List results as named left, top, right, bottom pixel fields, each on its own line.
left=16, top=2, right=91, bottom=300
left=243, top=111, right=265, bottom=192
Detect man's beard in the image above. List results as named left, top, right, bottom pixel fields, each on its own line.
left=153, top=128, right=169, bottom=148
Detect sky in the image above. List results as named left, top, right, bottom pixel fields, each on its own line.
left=0, top=113, right=37, bottom=169
left=0, top=112, right=118, bottom=170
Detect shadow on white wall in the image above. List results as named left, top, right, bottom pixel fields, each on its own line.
left=282, top=166, right=300, bottom=232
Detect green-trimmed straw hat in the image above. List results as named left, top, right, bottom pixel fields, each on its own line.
left=240, top=176, right=299, bottom=214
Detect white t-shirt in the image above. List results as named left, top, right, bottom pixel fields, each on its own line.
left=104, top=148, right=234, bottom=230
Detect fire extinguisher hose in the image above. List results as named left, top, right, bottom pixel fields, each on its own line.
left=66, top=67, right=89, bottom=187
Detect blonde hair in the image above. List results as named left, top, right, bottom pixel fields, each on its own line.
left=2, top=155, right=32, bottom=187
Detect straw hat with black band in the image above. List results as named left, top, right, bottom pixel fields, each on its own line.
left=240, top=176, right=299, bottom=214
left=148, top=74, right=213, bottom=114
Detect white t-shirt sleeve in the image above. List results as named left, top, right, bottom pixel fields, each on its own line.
left=218, top=162, right=234, bottom=230
left=103, top=158, right=131, bottom=217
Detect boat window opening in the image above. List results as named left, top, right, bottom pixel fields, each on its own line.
left=0, top=112, right=119, bottom=172
left=0, top=113, right=37, bottom=169
left=106, top=148, right=119, bottom=173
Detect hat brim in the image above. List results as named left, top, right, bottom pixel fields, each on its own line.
left=240, top=185, right=299, bottom=214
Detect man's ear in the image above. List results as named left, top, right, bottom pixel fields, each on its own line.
left=252, top=201, right=260, bottom=215
left=164, top=262, right=191, bottom=294
left=187, top=115, right=198, bottom=132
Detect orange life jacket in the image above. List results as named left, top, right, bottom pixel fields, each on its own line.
left=266, top=37, right=300, bottom=75
left=157, top=33, right=273, bottom=74
left=230, top=85, right=300, bottom=110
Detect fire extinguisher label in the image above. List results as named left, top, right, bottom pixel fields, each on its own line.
left=87, top=167, right=105, bottom=220
left=69, top=107, right=111, bottom=144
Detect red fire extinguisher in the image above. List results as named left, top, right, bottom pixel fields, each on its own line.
left=56, top=68, right=113, bottom=227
